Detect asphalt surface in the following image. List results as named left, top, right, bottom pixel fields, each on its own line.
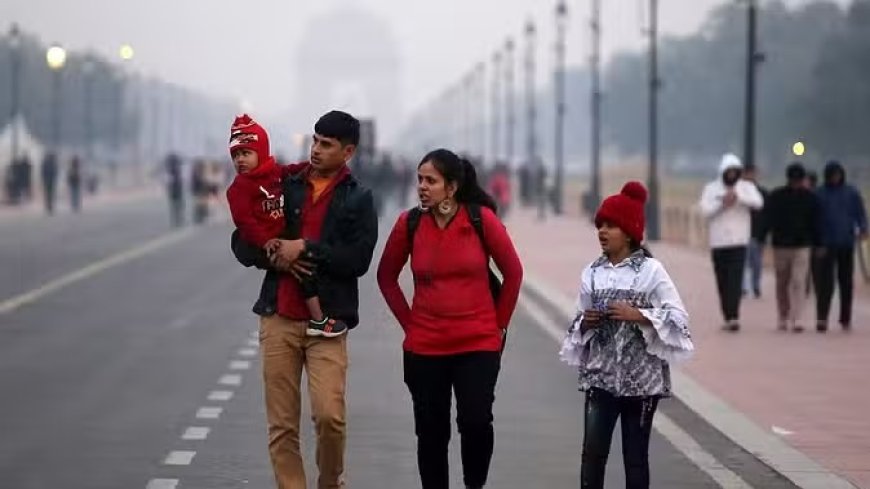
left=0, top=195, right=795, bottom=488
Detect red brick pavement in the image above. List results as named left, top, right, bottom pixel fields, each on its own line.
left=506, top=208, right=870, bottom=488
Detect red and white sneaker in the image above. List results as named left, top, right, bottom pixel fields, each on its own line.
left=307, top=317, right=348, bottom=338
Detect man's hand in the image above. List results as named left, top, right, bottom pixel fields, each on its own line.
left=722, top=191, right=738, bottom=208
left=289, top=259, right=315, bottom=282
left=607, top=301, right=649, bottom=324
left=269, top=239, right=306, bottom=270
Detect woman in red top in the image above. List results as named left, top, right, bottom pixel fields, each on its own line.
left=377, top=149, right=523, bottom=489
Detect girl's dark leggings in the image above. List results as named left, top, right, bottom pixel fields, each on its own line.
left=581, top=388, right=659, bottom=489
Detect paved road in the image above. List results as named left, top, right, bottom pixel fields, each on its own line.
left=0, top=197, right=791, bottom=488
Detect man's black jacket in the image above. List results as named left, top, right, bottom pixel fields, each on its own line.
left=761, top=185, right=820, bottom=248
left=231, top=169, right=378, bottom=328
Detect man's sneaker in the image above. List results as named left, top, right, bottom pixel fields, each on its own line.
left=777, top=321, right=788, bottom=332
left=792, top=324, right=805, bottom=333
left=841, top=322, right=852, bottom=332
left=816, top=321, right=828, bottom=333
left=307, top=318, right=348, bottom=338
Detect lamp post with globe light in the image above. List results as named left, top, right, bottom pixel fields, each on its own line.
left=46, top=44, right=67, bottom=155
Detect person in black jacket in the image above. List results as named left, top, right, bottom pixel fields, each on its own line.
left=761, top=163, right=820, bottom=333
left=231, top=110, right=377, bottom=489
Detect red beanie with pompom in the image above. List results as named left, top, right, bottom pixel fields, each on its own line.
left=594, top=181, right=648, bottom=243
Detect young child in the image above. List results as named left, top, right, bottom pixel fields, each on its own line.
left=225, top=114, right=347, bottom=337
left=559, top=181, right=694, bottom=489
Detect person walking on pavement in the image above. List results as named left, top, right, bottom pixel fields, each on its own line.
left=226, top=113, right=349, bottom=337
left=761, top=163, right=820, bottom=332
left=40, top=152, right=59, bottom=215
left=560, top=181, right=694, bottom=489
left=20, top=154, right=33, bottom=202
left=742, top=165, right=768, bottom=299
left=377, top=149, right=523, bottom=489
left=164, top=153, right=185, bottom=227
left=805, top=170, right=821, bottom=297
left=191, top=160, right=211, bottom=224
left=699, top=153, right=764, bottom=331
left=67, top=155, right=83, bottom=213
left=814, top=161, right=868, bottom=332
left=231, top=110, right=378, bottom=489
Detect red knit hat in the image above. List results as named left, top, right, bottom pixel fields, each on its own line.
left=594, top=181, right=648, bottom=243
left=229, top=114, right=270, bottom=158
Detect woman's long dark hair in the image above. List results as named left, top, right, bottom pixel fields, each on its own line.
left=419, top=149, right=498, bottom=213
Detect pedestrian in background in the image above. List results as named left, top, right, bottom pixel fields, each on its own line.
left=814, top=161, right=868, bottom=332
left=67, top=156, right=83, bottom=213
left=761, top=163, right=820, bottom=332
left=40, top=152, right=58, bottom=215
left=561, top=181, right=694, bottom=489
left=699, top=154, right=764, bottom=331
left=741, top=165, right=768, bottom=299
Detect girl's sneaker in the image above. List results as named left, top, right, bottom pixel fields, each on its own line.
left=307, top=317, right=348, bottom=338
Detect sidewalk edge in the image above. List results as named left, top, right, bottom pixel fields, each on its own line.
left=522, top=271, right=859, bottom=489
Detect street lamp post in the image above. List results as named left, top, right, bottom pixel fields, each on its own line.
left=504, top=37, right=515, bottom=166
left=490, top=51, right=502, bottom=165
left=81, top=58, right=95, bottom=165
left=743, top=0, right=761, bottom=171
left=476, top=62, right=486, bottom=159
left=646, top=0, right=662, bottom=241
left=590, top=0, right=603, bottom=215
left=46, top=44, right=67, bottom=155
left=525, top=20, right=538, bottom=172
left=117, top=43, right=135, bottom=183
left=8, top=24, right=22, bottom=165
left=554, top=0, right=568, bottom=216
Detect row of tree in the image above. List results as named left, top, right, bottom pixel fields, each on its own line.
left=603, top=0, right=870, bottom=176
left=0, top=28, right=235, bottom=163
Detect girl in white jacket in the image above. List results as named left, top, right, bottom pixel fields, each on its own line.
left=560, top=181, right=694, bottom=489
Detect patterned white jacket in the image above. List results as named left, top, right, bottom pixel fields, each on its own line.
left=559, top=251, right=694, bottom=397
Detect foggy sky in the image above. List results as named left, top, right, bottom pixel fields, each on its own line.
left=2, top=0, right=845, bottom=131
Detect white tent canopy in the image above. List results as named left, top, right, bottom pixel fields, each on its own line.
left=0, top=115, right=46, bottom=167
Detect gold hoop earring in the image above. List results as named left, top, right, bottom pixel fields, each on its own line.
left=438, top=198, right=455, bottom=215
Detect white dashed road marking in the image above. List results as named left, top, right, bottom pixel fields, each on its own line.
left=146, top=479, right=179, bottom=489
left=195, top=407, right=223, bottom=419
left=229, top=360, right=251, bottom=370
left=207, top=390, right=234, bottom=402
left=164, top=450, right=197, bottom=466
left=218, top=374, right=243, bottom=386
left=182, top=426, right=211, bottom=441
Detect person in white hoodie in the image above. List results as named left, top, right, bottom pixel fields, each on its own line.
left=699, top=154, right=764, bottom=332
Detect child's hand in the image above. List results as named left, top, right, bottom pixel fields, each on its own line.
left=581, top=310, right=605, bottom=328
left=264, top=239, right=281, bottom=257
left=607, top=301, right=648, bottom=323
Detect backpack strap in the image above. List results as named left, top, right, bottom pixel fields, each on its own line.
left=406, top=207, right=423, bottom=253
left=407, top=204, right=489, bottom=254
left=466, top=204, right=488, bottom=256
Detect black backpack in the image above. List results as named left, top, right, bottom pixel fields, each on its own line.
left=405, top=204, right=502, bottom=302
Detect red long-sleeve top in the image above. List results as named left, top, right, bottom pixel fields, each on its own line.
left=377, top=205, right=524, bottom=355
